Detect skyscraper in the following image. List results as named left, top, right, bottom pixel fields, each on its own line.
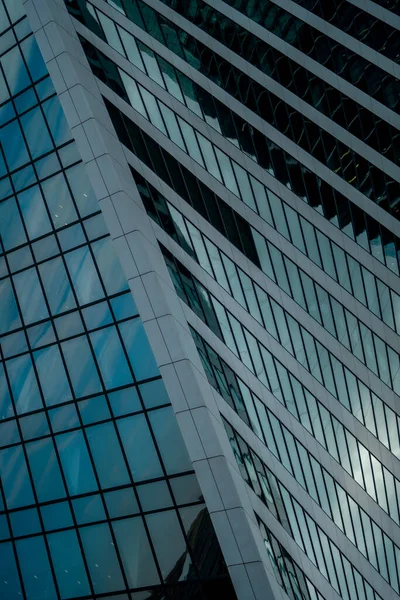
left=1, top=0, right=399, bottom=599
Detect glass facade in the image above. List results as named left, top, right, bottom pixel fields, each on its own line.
left=11, top=0, right=400, bottom=599
left=0, top=2, right=237, bottom=599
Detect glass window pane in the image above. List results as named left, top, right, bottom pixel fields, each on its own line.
left=42, top=96, right=72, bottom=146
left=90, top=326, right=133, bottom=388
left=91, top=237, right=128, bottom=295
left=148, top=406, right=192, bottom=474
left=6, top=354, right=42, bottom=414
left=41, top=173, right=78, bottom=228
left=113, top=517, right=160, bottom=588
left=0, top=279, right=21, bottom=334
left=65, top=246, right=104, bottom=305
left=118, top=318, right=159, bottom=381
left=39, top=256, right=76, bottom=315
left=0, top=445, right=35, bottom=509
left=48, top=530, right=91, bottom=599
left=117, top=413, right=163, bottom=481
left=0, top=196, right=27, bottom=250
left=18, top=185, right=52, bottom=239
left=80, top=523, right=125, bottom=594
left=14, top=267, right=49, bottom=325
left=97, top=11, right=124, bottom=54
left=21, top=106, right=53, bottom=158
left=146, top=510, right=187, bottom=582
left=62, top=335, right=102, bottom=398
left=21, top=36, right=47, bottom=82
left=16, top=536, right=57, bottom=600
left=1, top=46, right=30, bottom=95
left=26, top=438, right=66, bottom=502
left=56, top=430, right=98, bottom=495
left=0, top=542, right=23, bottom=599
left=33, top=345, right=72, bottom=406
left=86, top=422, right=130, bottom=488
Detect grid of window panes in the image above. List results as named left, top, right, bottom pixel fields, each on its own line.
left=62, top=0, right=400, bottom=597
left=80, top=34, right=400, bottom=278
left=172, top=248, right=400, bottom=526
left=224, top=420, right=384, bottom=600
left=69, top=1, right=400, bottom=270
left=0, top=4, right=237, bottom=600
left=156, top=0, right=400, bottom=114
left=278, top=0, right=400, bottom=60
left=258, top=519, right=326, bottom=600
left=88, top=30, right=400, bottom=596
left=87, top=4, right=399, bottom=213
left=162, top=241, right=400, bottom=426
left=137, top=172, right=400, bottom=458
left=103, top=100, right=400, bottom=396
left=188, top=327, right=400, bottom=592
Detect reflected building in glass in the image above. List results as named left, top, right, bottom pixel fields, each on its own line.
left=2, top=0, right=400, bottom=599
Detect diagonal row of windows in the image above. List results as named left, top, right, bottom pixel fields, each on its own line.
left=138, top=172, right=400, bottom=457
left=82, top=6, right=400, bottom=216
left=191, top=328, right=400, bottom=529
left=163, top=247, right=400, bottom=414
left=73, top=0, right=400, bottom=274
left=83, top=32, right=400, bottom=297
left=106, top=99, right=261, bottom=265
left=226, top=406, right=400, bottom=593
left=103, top=98, right=400, bottom=405
left=110, top=71, right=400, bottom=393
left=259, top=518, right=325, bottom=600
left=280, top=0, right=400, bottom=62
left=86, top=36, right=400, bottom=325
left=199, top=325, right=400, bottom=587
left=225, top=419, right=383, bottom=600
left=102, top=98, right=400, bottom=480
left=95, top=57, right=400, bottom=341
left=96, top=0, right=400, bottom=145
left=79, top=11, right=400, bottom=274
left=167, top=248, right=400, bottom=524
left=167, top=0, right=400, bottom=110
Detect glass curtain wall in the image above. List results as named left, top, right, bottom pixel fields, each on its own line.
left=0, top=2, right=236, bottom=599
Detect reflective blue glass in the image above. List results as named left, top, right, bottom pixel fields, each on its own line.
left=0, top=542, right=23, bottom=600
left=0, top=119, right=30, bottom=170
left=65, top=246, right=103, bottom=304
left=80, top=523, right=125, bottom=594
left=113, top=517, right=160, bottom=587
left=18, top=185, right=52, bottom=239
left=56, top=430, right=98, bottom=495
left=0, top=8, right=238, bottom=599
left=6, top=354, right=42, bottom=414
left=117, top=413, right=163, bottom=481
left=86, top=421, right=130, bottom=487
left=90, top=325, right=133, bottom=388
left=119, top=319, right=159, bottom=380
left=1, top=46, right=30, bottom=94
left=0, top=196, right=26, bottom=249
left=0, top=445, right=34, bottom=508
left=10, top=508, right=41, bottom=536
left=72, top=494, right=106, bottom=525
left=0, top=279, right=21, bottom=334
left=26, top=438, right=66, bottom=502
left=20, top=106, right=53, bottom=158
left=34, top=345, right=72, bottom=405
left=48, top=530, right=91, bottom=599
left=41, top=501, right=73, bottom=531
left=62, top=336, right=102, bottom=397
left=16, top=536, right=57, bottom=600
